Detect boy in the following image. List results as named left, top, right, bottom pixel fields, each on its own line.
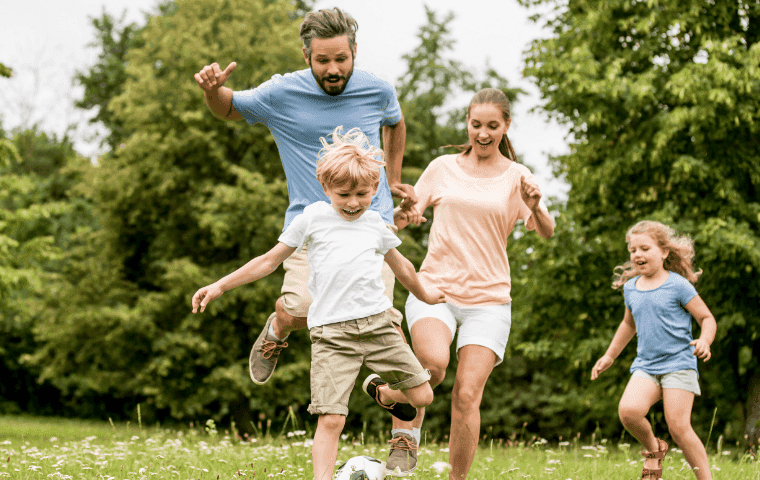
left=191, top=127, right=443, bottom=480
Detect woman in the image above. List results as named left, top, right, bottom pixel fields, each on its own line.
left=366, top=88, right=554, bottom=479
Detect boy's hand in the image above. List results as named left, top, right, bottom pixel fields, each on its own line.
left=690, top=338, right=712, bottom=362
left=419, top=287, right=445, bottom=306
left=192, top=284, right=223, bottom=313
left=590, top=355, right=614, bottom=380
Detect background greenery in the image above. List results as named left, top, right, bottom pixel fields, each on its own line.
left=1, top=0, right=758, bottom=451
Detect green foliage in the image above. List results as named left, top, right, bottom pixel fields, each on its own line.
left=0, top=62, right=11, bottom=78
left=514, top=0, right=760, bottom=442
left=26, top=0, right=308, bottom=430
left=0, top=127, right=95, bottom=415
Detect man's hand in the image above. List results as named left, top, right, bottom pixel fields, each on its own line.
left=390, top=183, right=417, bottom=210
left=194, top=62, right=237, bottom=92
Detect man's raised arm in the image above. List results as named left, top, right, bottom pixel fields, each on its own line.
left=194, top=61, right=243, bottom=120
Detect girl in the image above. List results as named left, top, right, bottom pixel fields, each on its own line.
left=368, top=88, right=555, bottom=479
left=591, top=220, right=717, bottom=480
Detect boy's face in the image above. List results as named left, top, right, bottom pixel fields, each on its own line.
left=323, top=181, right=377, bottom=222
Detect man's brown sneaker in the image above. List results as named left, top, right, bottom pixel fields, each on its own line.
left=248, top=313, right=288, bottom=384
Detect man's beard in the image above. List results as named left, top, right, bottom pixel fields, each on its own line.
left=312, top=65, right=354, bottom=96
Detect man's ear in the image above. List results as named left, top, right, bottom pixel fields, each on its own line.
left=303, top=46, right=310, bottom=65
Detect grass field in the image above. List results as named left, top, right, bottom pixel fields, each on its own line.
left=1, top=415, right=758, bottom=479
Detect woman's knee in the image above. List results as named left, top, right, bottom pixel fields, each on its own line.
left=451, top=382, right=483, bottom=412
left=426, top=364, right=447, bottom=388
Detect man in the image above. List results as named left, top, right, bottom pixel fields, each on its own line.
left=194, top=7, right=420, bottom=475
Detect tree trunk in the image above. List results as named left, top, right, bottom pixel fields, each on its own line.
left=745, top=372, right=760, bottom=447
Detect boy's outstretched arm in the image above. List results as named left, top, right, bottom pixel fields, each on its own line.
left=384, top=248, right=444, bottom=305
left=192, top=242, right=296, bottom=313
left=685, top=295, right=717, bottom=362
left=590, top=308, right=636, bottom=380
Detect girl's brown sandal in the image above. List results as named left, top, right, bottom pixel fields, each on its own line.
left=640, top=438, right=669, bottom=479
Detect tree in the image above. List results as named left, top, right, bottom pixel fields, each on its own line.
left=0, top=126, right=96, bottom=415
left=28, top=0, right=312, bottom=433
left=514, top=0, right=760, bottom=443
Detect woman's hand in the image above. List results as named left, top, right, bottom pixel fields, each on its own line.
left=520, top=175, right=542, bottom=211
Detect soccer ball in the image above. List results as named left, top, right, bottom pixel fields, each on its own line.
left=334, top=455, right=386, bottom=480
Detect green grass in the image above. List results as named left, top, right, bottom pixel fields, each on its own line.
left=0, top=415, right=758, bottom=479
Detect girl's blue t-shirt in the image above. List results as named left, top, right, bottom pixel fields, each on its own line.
left=624, top=272, right=699, bottom=375
left=231, top=69, right=402, bottom=230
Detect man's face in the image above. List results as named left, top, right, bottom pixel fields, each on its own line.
left=304, top=35, right=355, bottom=96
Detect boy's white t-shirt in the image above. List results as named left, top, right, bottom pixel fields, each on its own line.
left=278, top=201, right=402, bottom=328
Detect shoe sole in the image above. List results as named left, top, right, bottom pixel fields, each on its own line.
left=362, top=374, right=382, bottom=395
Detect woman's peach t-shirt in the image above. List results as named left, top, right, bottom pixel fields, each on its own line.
left=414, top=154, right=537, bottom=306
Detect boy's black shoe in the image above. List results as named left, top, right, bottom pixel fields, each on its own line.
left=362, top=374, right=417, bottom=421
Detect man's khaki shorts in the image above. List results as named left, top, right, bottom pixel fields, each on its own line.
left=307, top=309, right=431, bottom=416
left=280, top=247, right=403, bottom=325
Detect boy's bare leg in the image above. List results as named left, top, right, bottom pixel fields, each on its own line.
left=312, top=414, right=345, bottom=480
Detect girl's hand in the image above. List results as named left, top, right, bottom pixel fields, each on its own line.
left=590, top=355, right=614, bottom=380
left=192, top=283, right=223, bottom=313
left=419, top=287, right=445, bottom=306
left=520, top=175, right=542, bottom=211
left=690, top=338, right=712, bottom=362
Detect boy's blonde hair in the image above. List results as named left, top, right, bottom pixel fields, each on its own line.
left=316, top=126, right=385, bottom=189
left=613, top=220, right=702, bottom=289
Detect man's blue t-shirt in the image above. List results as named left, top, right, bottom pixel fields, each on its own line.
left=232, top=68, right=402, bottom=230
left=624, top=272, right=699, bottom=375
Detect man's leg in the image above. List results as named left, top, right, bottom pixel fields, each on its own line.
left=249, top=250, right=310, bottom=384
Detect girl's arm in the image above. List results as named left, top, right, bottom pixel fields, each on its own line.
left=384, top=248, right=444, bottom=305
left=590, top=308, right=636, bottom=380
left=685, top=295, right=717, bottom=362
left=192, top=242, right=296, bottom=313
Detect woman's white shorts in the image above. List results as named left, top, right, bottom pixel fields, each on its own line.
left=405, top=293, right=512, bottom=366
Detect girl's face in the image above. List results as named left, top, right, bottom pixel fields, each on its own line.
left=467, top=104, right=510, bottom=159
left=628, top=233, right=669, bottom=277
left=322, top=181, right=377, bottom=222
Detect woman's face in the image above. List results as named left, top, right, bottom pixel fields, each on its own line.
left=467, top=103, right=510, bottom=159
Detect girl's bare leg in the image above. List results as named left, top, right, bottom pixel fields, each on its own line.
left=618, top=376, right=663, bottom=472
left=663, top=389, right=712, bottom=480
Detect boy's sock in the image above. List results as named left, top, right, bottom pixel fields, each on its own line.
left=412, top=427, right=421, bottom=445
left=267, top=323, right=288, bottom=342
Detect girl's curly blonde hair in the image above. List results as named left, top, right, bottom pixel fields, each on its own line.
left=316, top=126, right=385, bottom=189
left=612, top=220, right=702, bottom=289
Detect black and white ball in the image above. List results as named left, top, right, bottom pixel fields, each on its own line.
left=334, top=455, right=385, bottom=480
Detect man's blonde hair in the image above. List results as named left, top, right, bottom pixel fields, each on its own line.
left=316, top=126, right=385, bottom=189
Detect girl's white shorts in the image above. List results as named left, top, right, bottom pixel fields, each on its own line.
left=405, top=293, right=512, bottom=366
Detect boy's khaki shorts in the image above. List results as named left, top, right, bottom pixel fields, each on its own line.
left=280, top=247, right=403, bottom=324
left=307, top=309, right=431, bottom=416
